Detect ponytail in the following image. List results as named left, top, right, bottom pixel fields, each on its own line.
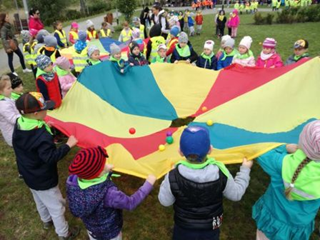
left=284, top=157, right=312, bottom=200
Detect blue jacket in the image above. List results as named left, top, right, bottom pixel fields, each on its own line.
left=196, top=54, right=217, bottom=70
left=252, top=145, right=320, bottom=240
left=217, top=52, right=234, bottom=70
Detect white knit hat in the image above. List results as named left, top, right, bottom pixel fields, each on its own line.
left=86, top=20, right=94, bottom=28
left=239, top=36, right=253, bottom=50
left=157, top=44, right=167, bottom=51
left=221, top=35, right=231, bottom=47
left=204, top=40, right=214, bottom=51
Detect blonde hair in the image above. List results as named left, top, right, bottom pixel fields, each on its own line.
left=284, top=157, right=312, bottom=200
left=0, top=75, right=10, bottom=91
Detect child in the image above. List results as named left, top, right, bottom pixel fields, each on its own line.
left=131, top=28, right=146, bottom=55
left=159, top=126, right=252, bottom=240
left=152, top=44, right=169, bottom=63
left=87, top=45, right=102, bottom=66
left=232, top=36, right=255, bottom=67
left=166, top=26, right=180, bottom=57
left=256, top=38, right=283, bottom=68
left=217, top=38, right=237, bottom=70
left=118, top=21, right=132, bottom=43
left=216, top=10, right=227, bottom=39
left=195, top=10, right=203, bottom=35
left=0, top=75, right=20, bottom=146
left=109, top=43, right=129, bottom=74
left=54, top=56, right=76, bottom=98
left=229, top=9, right=240, bottom=38
left=188, top=12, right=195, bottom=36
left=72, top=31, right=88, bottom=75
left=234, top=0, right=240, bottom=10
left=69, top=22, right=79, bottom=45
left=285, top=39, right=309, bottom=66
left=99, top=22, right=111, bottom=38
left=86, top=20, right=98, bottom=41
left=53, top=21, right=68, bottom=49
left=196, top=40, right=217, bottom=70
left=146, top=24, right=166, bottom=63
left=66, top=146, right=156, bottom=240
left=13, top=92, right=79, bottom=240
left=39, top=35, right=61, bottom=63
left=253, top=120, right=320, bottom=240
left=239, top=2, right=245, bottom=14
left=170, top=32, right=198, bottom=64
left=132, top=16, right=145, bottom=39
left=35, top=55, right=62, bottom=108
left=272, top=0, right=278, bottom=10
left=9, top=73, right=24, bottom=100
left=216, top=34, right=231, bottom=60
left=22, top=30, right=37, bottom=76
left=34, top=29, right=49, bottom=54
left=128, top=41, right=148, bottom=66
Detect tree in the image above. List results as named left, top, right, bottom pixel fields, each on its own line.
left=114, top=0, right=137, bottom=22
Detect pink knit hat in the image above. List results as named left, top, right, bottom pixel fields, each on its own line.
left=263, top=38, right=277, bottom=49
left=55, top=56, right=71, bottom=70
left=299, top=120, right=320, bottom=161
left=71, top=22, right=79, bottom=29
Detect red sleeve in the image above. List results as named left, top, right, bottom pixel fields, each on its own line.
left=166, top=42, right=177, bottom=56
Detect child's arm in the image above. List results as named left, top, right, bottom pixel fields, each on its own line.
left=189, top=46, right=198, bottom=63
left=158, top=173, right=175, bottom=207
left=146, top=41, right=152, bottom=62
left=104, top=175, right=156, bottom=211
left=223, top=158, right=253, bottom=201
left=0, top=101, right=20, bottom=125
left=212, top=57, right=218, bottom=70
left=36, top=79, right=50, bottom=101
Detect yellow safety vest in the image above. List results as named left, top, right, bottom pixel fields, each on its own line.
left=69, top=31, right=78, bottom=43
left=23, top=42, right=37, bottom=65
left=120, top=29, right=132, bottom=42
left=72, top=47, right=88, bottom=72
left=87, top=30, right=97, bottom=41
left=139, top=24, right=145, bottom=39
left=54, top=29, right=67, bottom=48
left=99, top=29, right=111, bottom=38
left=167, top=38, right=178, bottom=51
left=39, top=47, right=58, bottom=63
left=149, top=36, right=166, bottom=62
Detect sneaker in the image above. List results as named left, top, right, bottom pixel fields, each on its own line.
left=43, top=220, right=53, bottom=230
left=58, top=226, right=80, bottom=240
left=23, top=68, right=32, bottom=73
left=12, top=72, right=18, bottom=76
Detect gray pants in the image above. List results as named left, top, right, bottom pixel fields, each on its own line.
left=30, top=186, right=69, bottom=237
left=88, top=231, right=122, bottom=240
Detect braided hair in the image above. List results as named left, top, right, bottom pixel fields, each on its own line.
left=284, top=157, right=312, bottom=200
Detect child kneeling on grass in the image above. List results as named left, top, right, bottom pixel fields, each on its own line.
left=66, top=146, right=156, bottom=240
left=159, top=126, right=253, bottom=240
left=196, top=40, right=217, bottom=70
left=13, top=92, right=79, bottom=240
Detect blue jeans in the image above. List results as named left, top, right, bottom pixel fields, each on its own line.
left=173, top=224, right=220, bottom=240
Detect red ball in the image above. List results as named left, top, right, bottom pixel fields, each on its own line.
left=129, top=128, right=136, bottom=134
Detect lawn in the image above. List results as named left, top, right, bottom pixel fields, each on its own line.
left=1, top=12, right=320, bottom=240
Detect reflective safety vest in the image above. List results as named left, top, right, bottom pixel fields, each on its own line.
left=69, top=31, right=78, bottom=43
left=99, top=29, right=111, bottom=38
left=39, top=47, right=58, bottom=63
left=167, top=38, right=178, bottom=51
left=87, top=30, right=98, bottom=41
left=139, top=24, right=145, bottom=39
left=120, top=29, right=132, bottom=42
left=54, top=29, right=67, bottom=48
left=72, top=47, right=88, bottom=72
left=149, top=36, right=166, bottom=62
left=23, top=42, right=37, bottom=65
left=282, top=149, right=320, bottom=201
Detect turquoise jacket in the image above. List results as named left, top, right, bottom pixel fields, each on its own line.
left=252, top=145, right=320, bottom=240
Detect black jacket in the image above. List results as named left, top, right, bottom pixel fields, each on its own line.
left=170, top=42, right=198, bottom=63
left=12, top=123, right=70, bottom=190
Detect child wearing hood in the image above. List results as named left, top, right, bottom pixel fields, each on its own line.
left=229, top=9, right=240, bottom=38
left=196, top=40, right=217, bottom=70
left=128, top=41, right=148, bottom=66
left=54, top=56, right=76, bottom=98
left=256, top=38, right=283, bottom=68
left=72, top=30, right=88, bottom=76
left=109, top=43, right=130, bottom=74
left=146, top=24, right=166, bottom=63
left=166, top=26, right=180, bottom=57
left=170, top=32, right=198, bottom=64
left=232, top=36, right=255, bottom=67
left=66, top=146, right=156, bottom=240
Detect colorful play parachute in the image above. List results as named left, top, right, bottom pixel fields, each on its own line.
left=46, top=57, right=320, bottom=179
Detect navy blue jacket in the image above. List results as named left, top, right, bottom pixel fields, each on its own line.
left=170, top=42, right=198, bottom=63
left=217, top=52, right=234, bottom=70
left=196, top=54, right=217, bottom=70
left=12, top=123, right=70, bottom=190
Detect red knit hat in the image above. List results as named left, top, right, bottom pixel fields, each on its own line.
left=69, top=146, right=108, bottom=179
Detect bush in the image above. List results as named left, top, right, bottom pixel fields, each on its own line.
left=64, top=10, right=85, bottom=21
left=88, top=1, right=112, bottom=15
left=114, top=0, right=138, bottom=21
left=276, top=4, right=320, bottom=23
left=253, top=12, right=274, bottom=25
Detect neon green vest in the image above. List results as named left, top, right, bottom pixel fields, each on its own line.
left=282, top=149, right=320, bottom=201
left=176, top=44, right=191, bottom=58
left=120, top=29, right=132, bottom=42
left=54, top=29, right=67, bottom=48
left=73, top=47, right=88, bottom=72
left=100, top=29, right=111, bottom=38
left=149, top=36, right=166, bottom=62
left=23, top=42, right=37, bottom=65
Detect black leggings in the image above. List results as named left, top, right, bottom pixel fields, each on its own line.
left=7, top=47, right=26, bottom=72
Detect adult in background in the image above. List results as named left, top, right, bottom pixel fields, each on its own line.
left=28, top=8, right=44, bottom=39
left=0, top=13, right=32, bottom=75
left=151, top=4, right=169, bottom=38
left=140, top=6, right=150, bottom=38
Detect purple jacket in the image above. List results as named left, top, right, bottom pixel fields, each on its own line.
left=66, top=174, right=153, bottom=239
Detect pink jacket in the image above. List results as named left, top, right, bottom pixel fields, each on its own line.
left=0, top=98, right=20, bottom=146
left=58, top=74, right=76, bottom=98
left=28, top=16, right=44, bottom=37
left=256, top=53, right=283, bottom=68
left=229, top=10, right=240, bottom=28
left=232, top=56, right=255, bottom=67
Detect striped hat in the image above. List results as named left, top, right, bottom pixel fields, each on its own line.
left=299, top=120, right=320, bottom=161
left=263, top=38, right=277, bottom=49
left=69, top=146, right=108, bottom=179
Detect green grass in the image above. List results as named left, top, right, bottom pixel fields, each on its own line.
left=1, top=13, right=320, bottom=240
